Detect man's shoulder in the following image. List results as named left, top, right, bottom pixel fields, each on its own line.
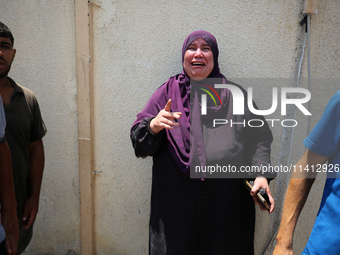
left=324, top=91, right=340, bottom=116
left=9, top=77, right=38, bottom=100
left=332, top=91, right=340, bottom=103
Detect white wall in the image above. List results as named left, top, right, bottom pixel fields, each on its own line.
left=0, top=0, right=80, bottom=254
left=92, top=1, right=340, bottom=254
left=1, top=0, right=340, bottom=254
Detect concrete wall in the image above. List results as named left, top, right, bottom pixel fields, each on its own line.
left=1, top=0, right=340, bottom=254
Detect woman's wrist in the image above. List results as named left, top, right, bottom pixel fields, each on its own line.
left=149, top=118, right=159, bottom=134
left=148, top=117, right=164, bottom=136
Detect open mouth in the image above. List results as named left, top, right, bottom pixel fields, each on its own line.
left=192, top=62, right=205, bottom=66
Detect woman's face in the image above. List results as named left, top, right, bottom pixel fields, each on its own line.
left=183, top=38, right=214, bottom=81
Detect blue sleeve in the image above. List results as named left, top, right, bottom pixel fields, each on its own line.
left=304, top=91, right=340, bottom=157
left=0, top=97, right=6, bottom=143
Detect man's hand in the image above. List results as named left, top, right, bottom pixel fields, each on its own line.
left=1, top=209, right=19, bottom=255
left=272, top=241, right=294, bottom=255
left=150, top=99, right=182, bottom=134
left=23, top=139, right=44, bottom=230
left=22, top=196, right=39, bottom=230
left=251, top=176, right=275, bottom=213
left=0, top=141, right=19, bottom=254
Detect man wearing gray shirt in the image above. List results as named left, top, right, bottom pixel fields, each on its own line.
left=0, top=21, right=46, bottom=254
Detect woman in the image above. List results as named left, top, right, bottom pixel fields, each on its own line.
left=131, top=30, right=275, bottom=255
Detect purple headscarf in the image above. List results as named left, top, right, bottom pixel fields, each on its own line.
left=133, top=30, right=229, bottom=176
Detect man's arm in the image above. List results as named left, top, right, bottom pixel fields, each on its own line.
left=273, top=149, right=328, bottom=255
left=0, top=141, right=19, bottom=254
left=22, top=139, right=45, bottom=230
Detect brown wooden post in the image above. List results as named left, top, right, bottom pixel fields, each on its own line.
left=75, top=0, right=96, bottom=254
left=304, top=0, right=319, bottom=13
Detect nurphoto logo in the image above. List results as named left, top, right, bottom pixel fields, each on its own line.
left=200, top=84, right=311, bottom=128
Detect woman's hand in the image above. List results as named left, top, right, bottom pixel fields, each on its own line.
left=150, top=99, right=182, bottom=134
left=250, top=176, right=275, bottom=213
